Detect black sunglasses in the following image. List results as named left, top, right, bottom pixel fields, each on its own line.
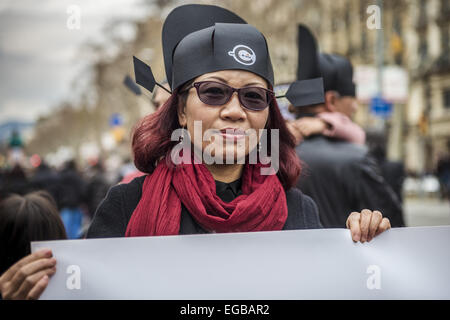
left=181, top=81, right=275, bottom=111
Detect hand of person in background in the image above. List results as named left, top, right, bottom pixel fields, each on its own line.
left=286, top=117, right=328, bottom=145
left=0, top=248, right=56, bottom=300
left=295, top=117, right=328, bottom=137
left=346, top=209, right=391, bottom=243
left=286, top=120, right=303, bottom=145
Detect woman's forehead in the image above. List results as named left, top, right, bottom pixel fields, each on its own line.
left=195, top=70, right=267, bottom=87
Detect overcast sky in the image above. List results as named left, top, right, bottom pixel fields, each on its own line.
left=0, top=0, right=151, bottom=123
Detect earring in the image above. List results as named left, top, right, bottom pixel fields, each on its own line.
left=180, top=125, right=186, bottom=142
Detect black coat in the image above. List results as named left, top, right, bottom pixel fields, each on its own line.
left=84, top=172, right=111, bottom=219
left=30, top=166, right=60, bottom=203
left=378, top=159, right=405, bottom=204
left=86, top=175, right=323, bottom=238
left=56, top=169, right=86, bottom=209
left=296, top=135, right=404, bottom=228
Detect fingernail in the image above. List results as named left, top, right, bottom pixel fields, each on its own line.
left=50, top=258, right=57, bottom=265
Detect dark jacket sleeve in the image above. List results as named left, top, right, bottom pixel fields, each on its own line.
left=284, top=188, right=323, bottom=230
left=301, top=193, right=323, bottom=229
left=86, top=184, right=129, bottom=238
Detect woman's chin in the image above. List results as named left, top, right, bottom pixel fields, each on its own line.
left=203, top=147, right=248, bottom=165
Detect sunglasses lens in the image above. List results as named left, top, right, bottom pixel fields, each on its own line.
left=240, top=87, right=270, bottom=110
left=197, top=82, right=230, bottom=105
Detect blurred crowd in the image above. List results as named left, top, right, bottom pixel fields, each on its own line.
left=0, top=159, right=127, bottom=239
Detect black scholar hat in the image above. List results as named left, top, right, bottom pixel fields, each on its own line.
left=162, top=4, right=274, bottom=91
left=282, top=23, right=325, bottom=107
left=134, top=4, right=322, bottom=109
left=297, top=25, right=356, bottom=99
left=319, top=53, right=356, bottom=97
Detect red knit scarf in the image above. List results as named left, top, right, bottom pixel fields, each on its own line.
left=125, top=158, right=287, bottom=236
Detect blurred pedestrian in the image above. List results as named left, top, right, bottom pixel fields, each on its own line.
left=0, top=191, right=67, bottom=299
left=84, top=162, right=110, bottom=220
left=436, top=148, right=450, bottom=201
left=118, top=157, right=145, bottom=184
left=151, top=80, right=171, bottom=109
left=0, top=168, right=4, bottom=192
left=29, top=161, right=59, bottom=203
left=57, top=160, right=86, bottom=239
left=366, top=130, right=405, bottom=204
left=118, top=81, right=173, bottom=184
left=0, top=164, right=30, bottom=199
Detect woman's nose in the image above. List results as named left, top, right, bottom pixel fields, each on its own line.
left=220, top=93, right=246, bottom=121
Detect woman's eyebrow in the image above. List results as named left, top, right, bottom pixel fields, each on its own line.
left=244, top=82, right=266, bottom=87
left=205, top=76, right=228, bottom=83
left=204, top=76, right=266, bottom=87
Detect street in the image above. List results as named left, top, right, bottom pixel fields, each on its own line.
left=403, top=197, right=450, bottom=227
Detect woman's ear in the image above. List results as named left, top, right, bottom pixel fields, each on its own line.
left=177, top=99, right=187, bottom=127
left=324, top=91, right=337, bottom=112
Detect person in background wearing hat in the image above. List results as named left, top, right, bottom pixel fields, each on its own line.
left=0, top=5, right=392, bottom=300
left=286, top=25, right=365, bottom=146
left=119, top=81, right=171, bottom=184
left=291, top=25, right=404, bottom=229
left=287, top=53, right=365, bottom=146
left=151, top=80, right=171, bottom=110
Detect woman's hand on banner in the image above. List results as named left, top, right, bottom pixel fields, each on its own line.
left=346, top=209, right=391, bottom=243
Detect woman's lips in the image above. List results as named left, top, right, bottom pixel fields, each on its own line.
left=219, top=128, right=247, bottom=140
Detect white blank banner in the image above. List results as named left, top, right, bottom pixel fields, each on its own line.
left=31, top=226, right=450, bottom=299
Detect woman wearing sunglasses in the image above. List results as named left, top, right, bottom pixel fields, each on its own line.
left=86, top=4, right=390, bottom=240
left=0, top=4, right=390, bottom=299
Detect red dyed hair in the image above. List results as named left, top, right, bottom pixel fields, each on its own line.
left=132, top=88, right=302, bottom=190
